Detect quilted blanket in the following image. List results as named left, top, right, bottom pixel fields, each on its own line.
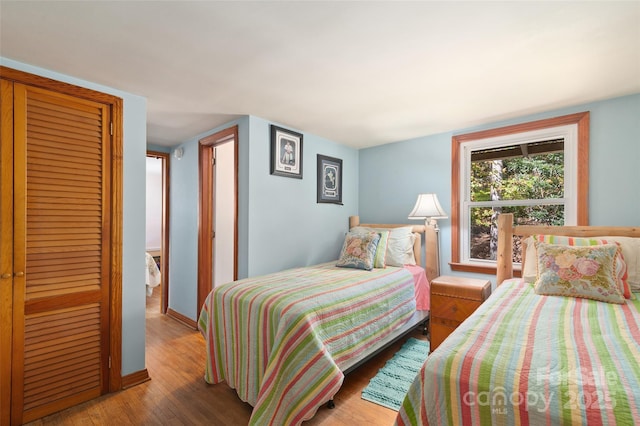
left=198, top=262, right=420, bottom=425
left=397, top=279, right=640, bottom=425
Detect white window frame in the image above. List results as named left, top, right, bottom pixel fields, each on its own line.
left=459, top=125, right=578, bottom=267
left=449, top=111, right=589, bottom=275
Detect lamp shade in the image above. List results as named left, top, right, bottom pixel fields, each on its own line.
left=408, top=193, right=448, bottom=220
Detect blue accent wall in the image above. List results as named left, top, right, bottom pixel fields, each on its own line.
left=167, top=132, right=201, bottom=321
left=246, top=117, right=359, bottom=277
left=359, top=93, right=640, bottom=285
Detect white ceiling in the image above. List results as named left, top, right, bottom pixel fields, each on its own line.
left=1, top=1, right=639, bottom=149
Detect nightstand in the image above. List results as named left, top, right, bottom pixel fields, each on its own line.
left=430, top=275, right=491, bottom=351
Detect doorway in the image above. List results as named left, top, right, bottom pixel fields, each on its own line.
left=197, top=126, right=238, bottom=313
left=146, top=151, right=170, bottom=314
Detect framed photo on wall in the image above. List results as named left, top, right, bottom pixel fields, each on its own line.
left=317, top=154, right=343, bottom=205
left=270, top=125, right=303, bottom=179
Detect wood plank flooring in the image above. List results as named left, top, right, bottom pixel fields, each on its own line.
left=26, top=288, right=426, bottom=425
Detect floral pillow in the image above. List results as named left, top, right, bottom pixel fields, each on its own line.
left=534, top=242, right=625, bottom=304
left=349, top=228, right=389, bottom=268
left=336, top=231, right=380, bottom=271
left=523, top=235, right=631, bottom=299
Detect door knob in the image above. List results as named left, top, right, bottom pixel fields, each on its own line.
left=1, top=273, right=10, bottom=279
left=14, top=272, right=24, bottom=277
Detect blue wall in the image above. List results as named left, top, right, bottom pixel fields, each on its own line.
left=147, top=143, right=171, bottom=153
left=359, top=93, right=640, bottom=286
left=168, top=116, right=359, bottom=320
left=246, top=117, right=359, bottom=277
left=1, top=58, right=148, bottom=376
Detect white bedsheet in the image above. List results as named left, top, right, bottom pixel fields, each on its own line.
left=145, top=252, right=161, bottom=296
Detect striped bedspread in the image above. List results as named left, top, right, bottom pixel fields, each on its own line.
left=198, top=262, right=419, bottom=425
left=397, top=278, right=640, bottom=426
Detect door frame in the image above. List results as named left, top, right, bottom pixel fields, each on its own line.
left=0, top=66, right=123, bottom=400
left=146, top=151, right=170, bottom=314
left=197, top=126, right=238, bottom=314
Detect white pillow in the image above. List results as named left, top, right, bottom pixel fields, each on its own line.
left=351, top=226, right=416, bottom=267
left=522, top=236, right=540, bottom=283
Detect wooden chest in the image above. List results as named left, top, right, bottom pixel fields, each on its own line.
left=430, top=275, right=492, bottom=351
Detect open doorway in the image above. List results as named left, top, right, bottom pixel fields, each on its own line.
left=197, top=126, right=239, bottom=313
left=146, top=151, right=170, bottom=313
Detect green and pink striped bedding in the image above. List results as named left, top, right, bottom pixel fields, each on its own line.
left=397, top=278, right=640, bottom=426
left=198, top=262, right=418, bottom=425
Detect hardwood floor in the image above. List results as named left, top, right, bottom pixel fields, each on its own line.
left=26, top=288, right=427, bottom=425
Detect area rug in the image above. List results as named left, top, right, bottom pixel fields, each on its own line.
left=361, top=337, right=430, bottom=411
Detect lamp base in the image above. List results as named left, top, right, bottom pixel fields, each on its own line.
left=423, top=219, right=441, bottom=280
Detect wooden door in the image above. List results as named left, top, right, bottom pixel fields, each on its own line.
left=10, top=83, right=111, bottom=424
left=0, top=78, right=15, bottom=426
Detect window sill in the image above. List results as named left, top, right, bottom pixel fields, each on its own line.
left=449, top=262, right=522, bottom=278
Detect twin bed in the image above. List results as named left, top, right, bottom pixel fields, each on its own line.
left=197, top=213, right=640, bottom=425
left=198, top=216, right=432, bottom=425
left=397, top=213, right=640, bottom=425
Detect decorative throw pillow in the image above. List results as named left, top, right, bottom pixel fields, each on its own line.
left=349, top=228, right=389, bottom=268
left=336, top=231, right=380, bottom=271
left=533, top=242, right=625, bottom=304
left=372, top=230, right=390, bottom=268
left=523, top=235, right=631, bottom=299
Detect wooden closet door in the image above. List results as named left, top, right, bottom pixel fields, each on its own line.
left=0, top=79, right=15, bottom=426
left=11, top=83, right=111, bottom=424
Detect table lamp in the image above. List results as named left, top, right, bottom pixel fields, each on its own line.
left=408, top=193, right=448, bottom=277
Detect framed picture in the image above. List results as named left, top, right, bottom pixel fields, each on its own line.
left=270, top=125, right=303, bottom=179
left=317, top=154, right=343, bottom=205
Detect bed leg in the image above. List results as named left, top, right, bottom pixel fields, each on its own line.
left=421, top=319, right=429, bottom=336
left=327, top=400, right=335, bottom=409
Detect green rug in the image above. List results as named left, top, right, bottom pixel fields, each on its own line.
left=361, top=337, right=430, bottom=411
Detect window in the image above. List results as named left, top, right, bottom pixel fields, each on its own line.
left=450, top=112, right=589, bottom=274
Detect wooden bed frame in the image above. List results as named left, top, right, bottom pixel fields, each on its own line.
left=338, top=216, right=433, bottom=377
left=396, top=213, right=640, bottom=424
left=496, top=213, right=640, bottom=285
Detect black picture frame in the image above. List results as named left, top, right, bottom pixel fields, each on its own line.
left=317, top=154, right=343, bottom=205
left=270, top=125, right=303, bottom=179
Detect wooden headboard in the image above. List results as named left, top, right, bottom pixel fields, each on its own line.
left=496, top=213, right=640, bottom=286
left=349, top=216, right=438, bottom=283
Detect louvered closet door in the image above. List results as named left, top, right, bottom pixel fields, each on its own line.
left=12, top=83, right=111, bottom=424
left=0, top=79, right=15, bottom=426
